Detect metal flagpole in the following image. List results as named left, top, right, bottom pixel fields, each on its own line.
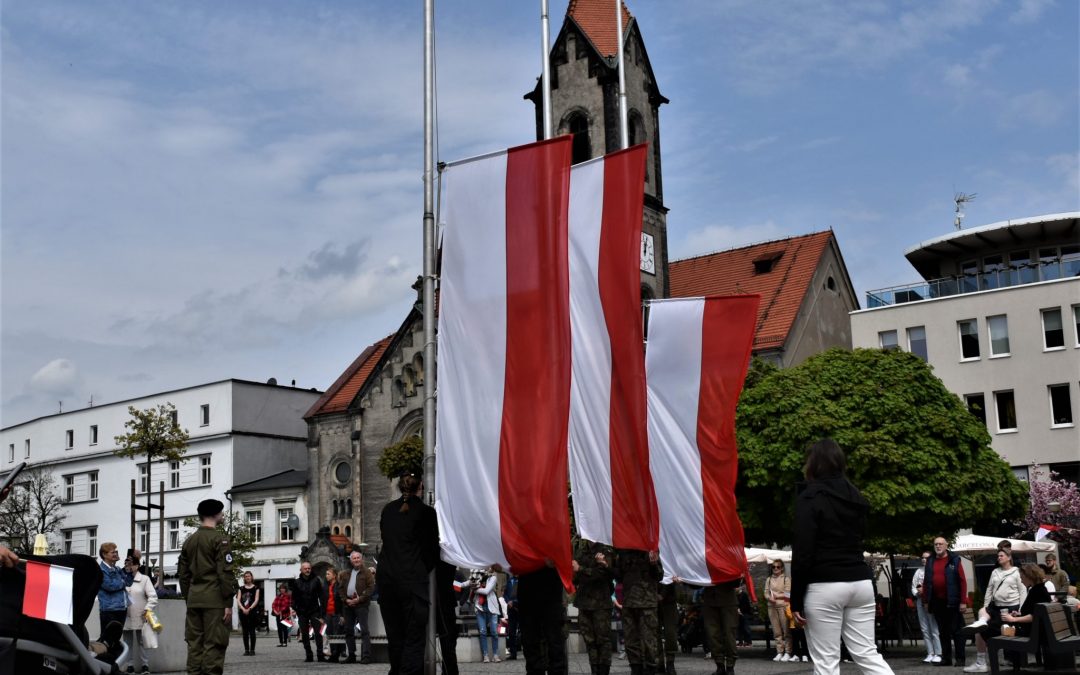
left=422, top=0, right=438, bottom=673
left=541, top=0, right=553, bottom=139
left=615, top=0, right=628, bottom=149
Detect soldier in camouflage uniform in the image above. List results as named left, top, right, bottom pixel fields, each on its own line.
left=701, top=580, right=740, bottom=675
left=572, top=538, right=615, bottom=675
left=656, top=578, right=679, bottom=674
left=614, top=549, right=662, bottom=675
left=178, top=499, right=237, bottom=675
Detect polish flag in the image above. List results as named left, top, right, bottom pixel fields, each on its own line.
left=1036, top=524, right=1062, bottom=540
left=567, top=145, right=658, bottom=551
left=22, top=561, right=74, bottom=624
left=436, top=136, right=575, bottom=588
left=646, top=296, right=760, bottom=585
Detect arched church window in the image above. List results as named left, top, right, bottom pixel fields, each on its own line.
left=333, top=526, right=340, bottom=535
left=345, top=525, right=352, bottom=538
left=333, top=461, right=352, bottom=486
left=333, top=500, right=339, bottom=517
left=346, top=499, right=353, bottom=517
left=567, top=112, right=591, bottom=165
left=392, top=377, right=406, bottom=408
left=412, top=353, right=424, bottom=386
left=629, top=111, right=649, bottom=182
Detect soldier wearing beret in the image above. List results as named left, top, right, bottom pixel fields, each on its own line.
left=178, top=499, right=237, bottom=675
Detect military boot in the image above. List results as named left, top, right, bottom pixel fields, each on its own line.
left=665, top=656, right=676, bottom=675
left=713, top=666, right=727, bottom=675
left=596, top=665, right=610, bottom=675
left=630, top=664, right=643, bottom=675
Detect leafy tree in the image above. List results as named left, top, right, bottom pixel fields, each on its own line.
left=0, top=465, right=67, bottom=555
left=182, top=511, right=256, bottom=581
left=378, top=436, right=424, bottom=479
left=1014, top=466, right=1080, bottom=572
left=114, top=403, right=190, bottom=567
left=736, top=347, right=1028, bottom=553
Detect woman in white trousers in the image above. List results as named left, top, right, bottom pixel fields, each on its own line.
left=790, top=439, right=893, bottom=675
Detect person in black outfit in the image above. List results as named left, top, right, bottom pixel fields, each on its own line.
left=435, top=560, right=460, bottom=675
left=237, top=571, right=261, bottom=655
left=1000, top=563, right=1052, bottom=669
left=504, top=575, right=521, bottom=660
left=517, top=563, right=568, bottom=675
left=789, top=438, right=893, bottom=675
left=291, top=561, right=326, bottom=662
left=378, top=472, right=439, bottom=675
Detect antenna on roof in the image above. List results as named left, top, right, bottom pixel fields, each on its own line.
left=954, top=192, right=977, bottom=230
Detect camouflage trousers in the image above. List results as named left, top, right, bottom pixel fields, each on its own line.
left=622, top=607, right=658, bottom=667
left=655, top=600, right=678, bottom=666
left=578, top=608, right=612, bottom=667
left=702, top=604, right=738, bottom=669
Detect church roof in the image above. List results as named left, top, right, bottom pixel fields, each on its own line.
left=567, top=0, right=633, bottom=58
left=230, top=469, right=307, bottom=493
left=669, top=231, right=836, bottom=352
left=304, top=335, right=394, bottom=419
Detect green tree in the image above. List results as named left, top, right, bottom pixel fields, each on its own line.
left=182, top=511, right=256, bottom=581
left=377, top=436, right=424, bottom=479
left=0, top=465, right=67, bottom=555
left=114, top=403, right=190, bottom=564
left=736, top=347, right=1028, bottom=553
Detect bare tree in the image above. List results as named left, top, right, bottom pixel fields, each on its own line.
left=0, top=465, right=67, bottom=554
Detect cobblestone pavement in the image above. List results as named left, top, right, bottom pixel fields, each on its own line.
left=154, top=635, right=1060, bottom=675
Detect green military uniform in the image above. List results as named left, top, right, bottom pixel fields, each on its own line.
left=572, top=538, right=616, bottom=674
left=655, top=579, right=678, bottom=674
left=614, top=549, right=661, bottom=675
left=178, top=524, right=236, bottom=675
left=701, top=581, right=739, bottom=674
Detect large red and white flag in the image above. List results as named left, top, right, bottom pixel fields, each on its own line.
left=22, top=560, right=75, bottom=624
left=435, top=136, right=575, bottom=588
left=646, top=296, right=760, bottom=585
left=567, top=145, right=658, bottom=551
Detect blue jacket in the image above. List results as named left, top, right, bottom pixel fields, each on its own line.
left=922, top=552, right=966, bottom=608
left=98, top=561, right=129, bottom=612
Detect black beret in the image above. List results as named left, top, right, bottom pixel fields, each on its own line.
left=197, top=499, right=224, bottom=518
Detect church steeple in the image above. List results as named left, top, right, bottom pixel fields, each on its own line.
left=526, top=0, right=671, bottom=299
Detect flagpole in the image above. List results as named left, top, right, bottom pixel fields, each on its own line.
left=615, top=0, right=628, bottom=149
left=422, top=0, right=438, bottom=673
left=541, top=0, right=553, bottom=139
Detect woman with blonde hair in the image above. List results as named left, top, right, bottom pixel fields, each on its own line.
left=765, top=558, right=792, bottom=661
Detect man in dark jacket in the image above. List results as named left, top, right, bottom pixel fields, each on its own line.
left=518, top=563, right=568, bottom=675
left=342, top=551, right=375, bottom=663
left=291, top=561, right=326, bottom=662
left=922, top=537, right=968, bottom=667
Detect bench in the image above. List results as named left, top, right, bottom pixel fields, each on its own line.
left=987, top=609, right=1041, bottom=675
left=1038, top=602, right=1079, bottom=672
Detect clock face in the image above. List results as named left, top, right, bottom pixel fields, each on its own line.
left=640, top=232, right=655, bottom=274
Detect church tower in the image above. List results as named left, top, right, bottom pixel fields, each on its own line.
left=526, top=0, right=670, bottom=299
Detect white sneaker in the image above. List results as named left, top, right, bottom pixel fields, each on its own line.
left=931, top=655, right=942, bottom=663
left=483, top=656, right=491, bottom=663
left=781, top=654, right=793, bottom=662
left=773, top=653, right=784, bottom=661
left=962, top=662, right=988, bottom=673
left=801, top=656, right=808, bottom=662
left=493, top=656, right=501, bottom=663
left=924, top=655, right=934, bottom=663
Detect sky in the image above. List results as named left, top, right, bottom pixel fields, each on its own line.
left=2, top=0, right=1078, bottom=427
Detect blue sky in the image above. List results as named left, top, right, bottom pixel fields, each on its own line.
left=2, top=0, right=1077, bottom=426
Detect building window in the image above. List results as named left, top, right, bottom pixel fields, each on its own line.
left=960, top=260, right=979, bottom=292
left=987, top=315, right=1010, bottom=357
left=200, top=404, right=210, bottom=426
left=64, top=476, right=74, bottom=503
left=169, top=461, right=181, bottom=489
left=65, top=430, right=74, bottom=449
left=1073, top=305, right=1080, bottom=347
left=87, top=527, right=96, bottom=556
left=1012, top=466, right=1030, bottom=482
left=168, top=519, right=181, bottom=550
left=566, top=112, right=591, bottom=165
left=63, top=530, right=73, bottom=554
left=200, top=456, right=211, bottom=485
left=958, top=319, right=980, bottom=360
left=333, top=461, right=352, bottom=486
left=1007, top=250, right=1036, bottom=285
left=1042, top=308, right=1065, bottom=350
left=89, top=471, right=98, bottom=500
left=994, top=390, right=1017, bottom=432
left=169, top=410, right=178, bottom=427
left=89, top=425, right=98, bottom=446
left=907, top=326, right=928, bottom=361
left=878, top=330, right=899, bottom=351
left=246, top=510, right=262, bottom=544
left=139, top=464, right=149, bottom=493
left=966, top=394, right=987, bottom=426
left=24, top=439, right=30, bottom=459
left=981, top=255, right=1004, bottom=290
left=279, top=508, right=295, bottom=542
left=1049, top=384, right=1074, bottom=427
left=7, top=444, right=12, bottom=463
left=138, top=522, right=150, bottom=552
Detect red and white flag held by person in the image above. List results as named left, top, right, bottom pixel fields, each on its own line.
left=566, top=144, right=659, bottom=551
left=22, top=560, right=75, bottom=624
left=435, top=136, right=575, bottom=589
left=646, top=296, right=760, bottom=585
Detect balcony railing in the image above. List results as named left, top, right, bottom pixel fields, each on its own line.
left=867, top=253, right=1080, bottom=308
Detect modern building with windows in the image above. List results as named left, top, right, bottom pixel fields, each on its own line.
left=0, top=379, right=321, bottom=591
left=850, top=212, right=1080, bottom=481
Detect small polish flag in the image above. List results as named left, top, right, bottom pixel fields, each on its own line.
left=22, top=561, right=74, bottom=624
left=452, top=581, right=465, bottom=592
left=1037, top=524, right=1062, bottom=540
left=280, top=618, right=294, bottom=629
left=320, top=622, right=327, bottom=637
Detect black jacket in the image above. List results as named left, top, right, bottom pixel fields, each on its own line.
left=291, top=573, right=326, bottom=617
left=790, top=476, right=873, bottom=613
left=377, top=496, right=439, bottom=588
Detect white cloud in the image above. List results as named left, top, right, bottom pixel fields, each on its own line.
left=29, top=359, right=81, bottom=396
left=943, top=64, right=973, bottom=89
left=675, top=220, right=788, bottom=259
left=1010, top=0, right=1054, bottom=24
left=999, top=89, right=1066, bottom=127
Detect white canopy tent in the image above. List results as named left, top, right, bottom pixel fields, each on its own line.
left=951, top=534, right=1057, bottom=554
left=744, top=547, right=791, bottom=563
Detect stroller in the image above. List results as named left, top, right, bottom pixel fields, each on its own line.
left=0, top=553, right=128, bottom=675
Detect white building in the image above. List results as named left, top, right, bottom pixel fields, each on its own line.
left=0, top=379, right=321, bottom=595
left=850, top=213, right=1080, bottom=481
